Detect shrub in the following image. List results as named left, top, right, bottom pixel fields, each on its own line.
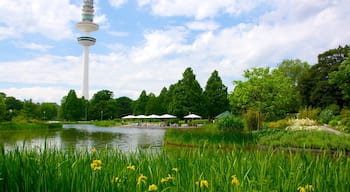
left=267, top=119, right=290, bottom=129
left=243, top=109, right=264, bottom=131
left=298, top=107, right=320, bottom=120
left=216, top=115, right=244, bottom=133
left=318, top=109, right=334, bottom=124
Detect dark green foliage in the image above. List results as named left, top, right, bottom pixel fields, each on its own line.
left=297, top=107, right=320, bottom=120
left=216, top=115, right=244, bottom=133
left=60, top=90, right=84, bottom=121
left=145, top=93, right=161, bottom=115
left=329, top=50, right=350, bottom=101
left=21, top=99, right=40, bottom=119
left=89, top=90, right=117, bottom=120
left=243, top=109, right=264, bottom=131
left=156, top=87, right=170, bottom=114
left=168, top=68, right=205, bottom=118
left=115, top=96, right=133, bottom=117
left=39, top=103, right=58, bottom=120
left=204, top=70, right=229, bottom=120
left=0, top=95, right=6, bottom=122
left=133, top=90, right=148, bottom=115
left=278, top=59, right=310, bottom=85
left=229, top=68, right=298, bottom=121
left=298, top=45, right=350, bottom=108
left=318, top=109, right=334, bottom=124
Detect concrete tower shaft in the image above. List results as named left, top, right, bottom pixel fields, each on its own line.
left=76, top=0, right=99, bottom=100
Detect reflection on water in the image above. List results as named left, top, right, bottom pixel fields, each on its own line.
left=0, top=124, right=166, bottom=152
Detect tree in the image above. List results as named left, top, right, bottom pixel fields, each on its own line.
left=204, top=70, right=229, bottom=120
left=39, top=103, right=58, bottom=120
left=298, top=45, right=350, bottom=108
left=0, top=95, right=6, bottom=122
left=61, top=90, right=84, bottom=121
left=277, top=59, right=310, bottom=85
left=21, top=99, right=40, bottom=119
left=115, top=96, right=133, bottom=117
left=229, top=67, right=298, bottom=121
left=329, top=51, right=350, bottom=102
left=157, top=87, right=170, bottom=114
left=145, top=93, right=162, bottom=115
left=168, top=68, right=205, bottom=118
left=4, top=96, right=23, bottom=121
left=89, top=90, right=117, bottom=120
left=133, top=90, right=148, bottom=115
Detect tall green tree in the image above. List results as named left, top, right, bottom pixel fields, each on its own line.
left=157, top=87, right=170, bottom=114
left=89, top=90, right=117, bottom=120
left=115, top=96, right=133, bottom=117
left=298, top=45, right=350, bottom=108
left=21, top=99, right=40, bottom=119
left=39, top=103, right=58, bottom=120
left=168, top=67, right=205, bottom=118
left=277, top=59, right=310, bottom=85
left=229, top=67, right=298, bottom=121
left=145, top=93, right=163, bottom=115
left=0, top=95, right=6, bottom=122
left=133, top=90, right=148, bottom=115
left=329, top=51, right=350, bottom=102
left=204, top=70, right=229, bottom=120
left=61, top=90, right=84, bottom=121
left=4, top=96, right=23, bottom=121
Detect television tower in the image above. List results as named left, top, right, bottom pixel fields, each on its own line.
left=76, top=0, right=99, bottom=100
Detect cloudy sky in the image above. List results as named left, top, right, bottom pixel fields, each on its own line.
left=0, top=0, right=349, bottom=104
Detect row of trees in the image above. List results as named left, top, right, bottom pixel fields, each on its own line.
left=1, top=45, right=349, bottom=123
left=230, top=45, right=350, bottom=121
left=0, top=93, right=58, bottom=122
left=60, top=68, right=229, bottom=121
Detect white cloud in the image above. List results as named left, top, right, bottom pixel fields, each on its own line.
left=2, top=87, right=70, bottom=104
left=107, top=31, right=129, bottom=37
left=15, top=42, right=53, bottom=52
left=109, top=0, right=128, bottom=8
left=0, top=55, right=81, bottom=86
left=1, top=0, right=350, bottom=104
left=186, top=20, right=219, bottom=31
left=138, top=0, right=261, bottom=20
left=0, top=0, right=80, bottom=40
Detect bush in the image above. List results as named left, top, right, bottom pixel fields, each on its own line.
left=216, top=115, right=244, bottom=133
left=318, top=109, right=334, bottom=124
left=298, top=107, right=320, bottom=120
left=267, top=119, right=290, bottom=129
left=243, top=109, right=264, bottom=131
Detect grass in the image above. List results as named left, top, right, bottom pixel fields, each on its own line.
left=0, top=121, right=62, bottom=130
left=0, top=146, right=349, bottom=191
left=257, top=129, right=350, bottom=150
left=165, top=124, right=257, bottom=148
left=165, top=124, right=350, bottom=151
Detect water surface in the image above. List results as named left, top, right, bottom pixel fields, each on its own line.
left=0, top=124, right=166, bottom=152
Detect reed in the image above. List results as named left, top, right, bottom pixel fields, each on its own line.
left=0, top=146, right=349, bottom=191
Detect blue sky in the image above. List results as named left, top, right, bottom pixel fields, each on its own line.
left=0, top=0, right=349, bottom=104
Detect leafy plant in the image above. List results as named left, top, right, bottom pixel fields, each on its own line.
left=243, top=109, right=264, bottom=131
left=298, top=107, right=320, bottom=120
left=216, top=115, right=244, bottom=133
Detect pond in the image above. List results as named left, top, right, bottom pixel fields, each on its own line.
left=0, top=124, right=166, bottom=152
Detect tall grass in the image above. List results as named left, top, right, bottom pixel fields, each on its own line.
left=165, top=124, right=257, bottom=148
left=1, top=146, right=349, bottom=191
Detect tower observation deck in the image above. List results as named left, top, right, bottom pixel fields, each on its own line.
left=76, top=0, right=99, bottom=100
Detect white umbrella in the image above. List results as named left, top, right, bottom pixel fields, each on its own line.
left=160, top=114, right=177, bottom=119
left=135, top=115, right=148, bottom=119
left=122, top=114, right=136, bottom=119
left=184, top=113, right=201, bottom=119
left=148, top=114, right=161, bottom=119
